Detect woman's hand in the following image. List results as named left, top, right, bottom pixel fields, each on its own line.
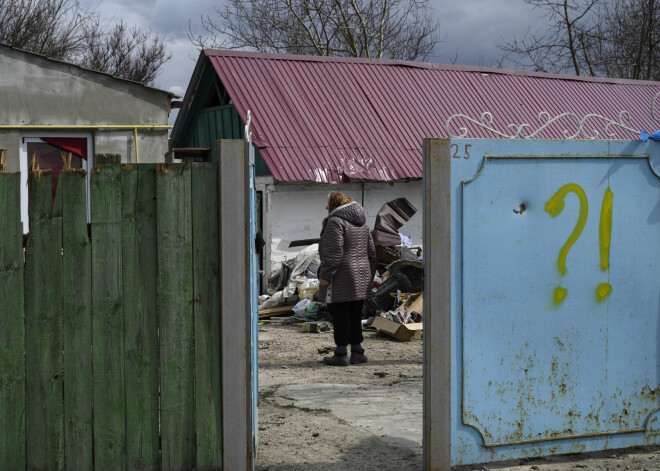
left=319, top=279, right=329, bottom=287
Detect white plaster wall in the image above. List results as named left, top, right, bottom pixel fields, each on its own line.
left=0, top=46, right=169, bottom=126
left=0, top=130, right=20, bottom=171
left=261, top=179, right=423, bottom=280
left=94, top=129, right=168, bottom=163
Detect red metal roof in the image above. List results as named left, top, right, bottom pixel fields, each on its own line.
left=205, top=49, right=660, bottom=183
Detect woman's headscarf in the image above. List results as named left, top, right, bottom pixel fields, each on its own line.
left=327, top=191, right=353, bottom=213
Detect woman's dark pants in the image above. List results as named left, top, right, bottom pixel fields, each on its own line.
left=329, top=300, right=364, bottom=347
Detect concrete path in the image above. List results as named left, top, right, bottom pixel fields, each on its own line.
left=271, top=380, right=424, bottom=455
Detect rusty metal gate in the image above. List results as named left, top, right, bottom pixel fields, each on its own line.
left=424, top=138, right=660, bottom=468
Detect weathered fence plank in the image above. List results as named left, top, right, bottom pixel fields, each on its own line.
left=192, top=163, right=222, bottom=469
left=122, top=164, right=160, bottom=471
left=0, top=172, right=25, bottom=471
left=157, top=164, right=196, bottom=470
left=91, top=164, right=126, bottom=470
left=25, top=171, right=64, bottom=470
left=61, top=170, right=93, bottom=470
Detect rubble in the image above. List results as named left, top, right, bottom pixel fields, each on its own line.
left=258, top=197, right=424, bottom=340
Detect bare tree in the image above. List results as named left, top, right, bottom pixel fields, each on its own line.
left=189, top=0, right=444, bottom=61
left=591, top=0, right=659, bottom=80
left=0, top=0, right=89, bottom=60
left=497, top=0, right=601, bottom=76
left=0, top=0, right=170, bottom=85
left=498, top=0, right=660, bottom=80
left=80, top=20, right=171, bottom=85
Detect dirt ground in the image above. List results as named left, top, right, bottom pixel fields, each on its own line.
left=257, top=321, right=423, bottom=470
left=256, top=321, right=660, bottom=471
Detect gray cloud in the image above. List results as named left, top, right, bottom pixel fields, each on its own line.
left=429, top=0, right=544, bottom=67
left=83, top=0, right=547, bottom=112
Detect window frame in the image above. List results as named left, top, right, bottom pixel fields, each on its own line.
left=19, top=132, right=94, bottom=233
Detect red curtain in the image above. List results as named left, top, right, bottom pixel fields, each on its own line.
left=41, top=137, right=88, bottom=159
left=34, top=138, right=87, bottom=201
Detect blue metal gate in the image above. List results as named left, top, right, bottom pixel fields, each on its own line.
left=424, top=138, right=660, bottom=467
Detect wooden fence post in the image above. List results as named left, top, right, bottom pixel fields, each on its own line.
left=192, top=162, right=223, bottom=469
left=0, top=170, right=25, bottom=470
left=91, top=162, right=126, bottom=469
left=157, top=163, right=196, bottom=470
left=122, top=164, right=160, bottom=470
left=61, top=169, right=93, bottom=469
left=25, top=169, right=64, bottom=470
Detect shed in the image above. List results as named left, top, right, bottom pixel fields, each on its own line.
left=0, top=43, right=175, bottom=230
left=171, top=49, right=660, bottom=281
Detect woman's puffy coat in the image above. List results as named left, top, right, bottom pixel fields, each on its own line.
left=318, top=202, right=377, bottom=303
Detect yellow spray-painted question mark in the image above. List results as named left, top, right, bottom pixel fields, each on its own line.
left=545, top=184, right=589, bottom=304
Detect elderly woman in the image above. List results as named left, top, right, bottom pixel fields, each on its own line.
left=318, top=191, right=377, bottom=366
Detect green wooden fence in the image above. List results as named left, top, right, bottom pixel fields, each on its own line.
left=0, top=161, right=223, bottom=471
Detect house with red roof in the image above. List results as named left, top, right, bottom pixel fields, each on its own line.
left=170, top=49, right=660, bottom=281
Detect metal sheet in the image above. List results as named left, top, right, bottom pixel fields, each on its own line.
left=202, top=51, right=660, bottom=183
left=424, top=138, right=660, bottom=467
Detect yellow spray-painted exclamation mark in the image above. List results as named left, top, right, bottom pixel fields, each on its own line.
left=597, top=188, right=613, bottom=300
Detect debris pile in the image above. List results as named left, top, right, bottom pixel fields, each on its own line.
left=258, top=197, right=424, bottom=340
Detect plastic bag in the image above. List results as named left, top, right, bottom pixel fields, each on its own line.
left=306, top=301, right=320, bottom=318
left=293, top=298, right=312, bottom=317
left=641, top=130, right=660, bottom=142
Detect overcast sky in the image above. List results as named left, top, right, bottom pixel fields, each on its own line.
left=85, top=0, right=546, bottom=122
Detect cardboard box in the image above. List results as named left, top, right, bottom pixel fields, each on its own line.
left=403, top=293, right=423, bottom=314
left=372, top=316, right=423, bottom=341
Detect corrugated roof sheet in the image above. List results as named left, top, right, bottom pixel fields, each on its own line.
left=204, top=49, right=660, bottom=183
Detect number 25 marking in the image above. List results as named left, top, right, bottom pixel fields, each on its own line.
left=451, top=143, right=471, bottom=159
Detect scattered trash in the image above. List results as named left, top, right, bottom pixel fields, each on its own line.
left=372, top=316, right=423, bottom=341
left=298, top=278, right=319, bottom=300
left=372, top=198, right=417, bottom=248
left=317, top=346, right=334, bottom=354
left=374, top=371, right=394, bottom=378
left=302, top=321, right=331, bottom=333
left=260, top=244, right=320, bottom=311
left=257, top=198, right=425, bottom=347
left=293, top=298, right=313, bottom=317
left=371, top=293, right=423, bottom=341
left=306, top=301, right=320, bottom=318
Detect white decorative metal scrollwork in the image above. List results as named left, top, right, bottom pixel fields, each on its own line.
left=445, top=92, right=660, bottom=139
left=653, top=92, right=660, bottom=123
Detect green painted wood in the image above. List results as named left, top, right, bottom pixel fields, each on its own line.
left=90, top=164, right=126, bottom=470
left=157, top=164, right=195, bottom=470
left=0, top=172, right=25, bottom=471
left=197, top=113, right=210, bottom=148
left=25, top=171, right=64, bottom=470
left=121, top=165, right=160, bottom=471
left=192, top=163, right=222, bottom=469
left=61, top=170, right=93, bottom=470
left=206, top=111, right=216, bottom=146
left=221, top=108, right=231, bottom=138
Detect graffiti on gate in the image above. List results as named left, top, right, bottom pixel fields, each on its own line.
left=545, top=184, right=614, bottom=304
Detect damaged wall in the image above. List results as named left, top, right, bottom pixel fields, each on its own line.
left=258, top=178, right=423, bottom=279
